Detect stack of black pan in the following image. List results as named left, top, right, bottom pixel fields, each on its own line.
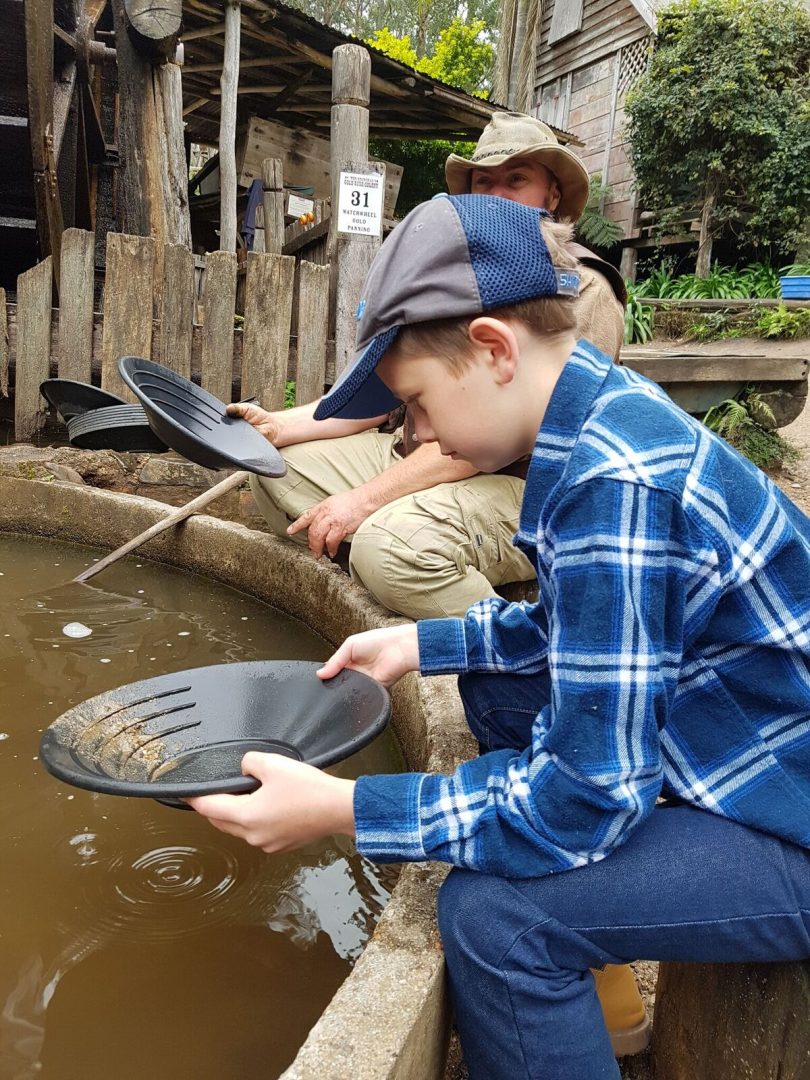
left=40, top=379, right=169, bottom=453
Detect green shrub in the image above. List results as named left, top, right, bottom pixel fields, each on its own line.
left=623, top=283, right=655, bottom=343
left=781, top=261, right=810, bottom=277
left=576, top=173, right=625, bottom=250
left=754, top=305, right=810, bottom=339
left=703, top=388, right=799, bottom=469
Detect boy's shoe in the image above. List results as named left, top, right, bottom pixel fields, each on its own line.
left=592, top=964, right=652, bottom=1057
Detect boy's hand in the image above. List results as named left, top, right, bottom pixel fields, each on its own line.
left=317, top=624, right=420, bottom=688
left=226, top=402, right=281, bottom=444
left=288, top=490, right=372, bottom=559
left=187, top=753, right=355, bottom=852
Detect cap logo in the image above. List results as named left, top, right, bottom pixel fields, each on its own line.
left=356, top=298, right=366, bottom=320
left=554, top=269, right=580, bottom=297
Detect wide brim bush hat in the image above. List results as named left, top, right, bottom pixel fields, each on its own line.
left=314, top=194, right=581, bottom=422
left=445, top=112, right=590, bottom=222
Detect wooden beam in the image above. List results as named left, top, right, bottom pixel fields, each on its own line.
left=181, top=22, right=225, bottom=41
left=183, top=96, right=210, bottom=117
left=26, top=0, right=64, bottom=289
left=184, top=55, right=299, bottom=73
left=218, top=1, right=241, bottom=252
left=211, top=83, right=286, bottom=95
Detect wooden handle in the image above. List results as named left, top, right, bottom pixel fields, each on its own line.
left=73, top=470, right=250, bottom=584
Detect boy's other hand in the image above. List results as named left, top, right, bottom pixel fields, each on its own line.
left=226, top=401, right=280, bottom=444
left=288, top=490, right=371, bottom=559
left=187, top=753, right=355, bottom=852
left=317, top=624, right=419, bottom=688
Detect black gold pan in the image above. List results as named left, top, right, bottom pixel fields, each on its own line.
left=118, top=356, right=286, bottom=477
left=39, top=661, right=391, bottom=809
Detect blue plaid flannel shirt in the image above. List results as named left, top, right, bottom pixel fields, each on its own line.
left=354, top=341, right=810, bottom=877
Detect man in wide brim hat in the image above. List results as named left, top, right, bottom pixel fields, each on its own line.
left=445, top=111, right=591, bottom=222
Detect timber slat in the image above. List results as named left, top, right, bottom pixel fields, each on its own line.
left=58, top=228, right=95, bottom=383
left=101, top=232, right=156, bottom=398
left=242, top=251, right=295, bottom=409
left=159, top=244, right=195, bottom=378
left=620, top=350, right=808, bottom=383
left=200, top=249, right=238, bottom=403
left=15, top=258, right=52, bottom=440
left=4, top=303, right=337, bottom=391
left=295, top=261, right=330, bottom=405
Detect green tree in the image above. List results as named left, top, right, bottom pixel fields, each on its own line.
left=288, top=0, right=498, bottom=55
left=367, top=20, right=492, bottom=214
left=625, top=0, right=810, bottom=266
left=366, top=19, right=492, bottom=96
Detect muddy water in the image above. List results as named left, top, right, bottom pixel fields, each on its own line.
left=0, top=534, right=402, bottom=1080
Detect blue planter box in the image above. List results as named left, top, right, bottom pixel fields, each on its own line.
left=780, top=275, right=810, bottom=300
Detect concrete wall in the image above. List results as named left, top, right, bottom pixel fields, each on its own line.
left=0, top=475, right=475, bottom=1080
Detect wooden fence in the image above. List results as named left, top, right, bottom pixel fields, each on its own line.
left=4, top=227, right=332, bottom=442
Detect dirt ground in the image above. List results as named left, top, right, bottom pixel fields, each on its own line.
left=773, top=394, right=810, bottom=516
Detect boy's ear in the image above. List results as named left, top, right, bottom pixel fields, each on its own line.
left=467, top=317, right=519, bottom=384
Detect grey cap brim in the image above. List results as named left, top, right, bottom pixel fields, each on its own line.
left=314, top=328, right=403, bottom=421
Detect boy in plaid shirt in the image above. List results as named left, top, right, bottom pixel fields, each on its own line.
left=191, top=195, right=810, bottom=1079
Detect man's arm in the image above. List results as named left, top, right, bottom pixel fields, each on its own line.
left=289, top=440, right=480, bottom=558
left=227, top=398, right=387, bottom=448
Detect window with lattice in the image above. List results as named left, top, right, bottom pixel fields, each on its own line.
left=618, top=36, right=651, bottom=96
left=548, top=0, right=585, bottom=45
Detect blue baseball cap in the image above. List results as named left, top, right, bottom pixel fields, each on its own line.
left=314, top=194, right=580, bottom=421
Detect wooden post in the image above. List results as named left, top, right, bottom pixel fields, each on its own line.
left=329, top=45, right=382, bottom=378
left=159, top=244, right=195, bottom=378
left=101, top=233, right=156, bottom=398
left=296, top=261, right=330, bottom=404
left=58, top=228, right=95, bottom=383
left=111, top=0, right=161, bottom=239
left=242, top=251, right=295, bottom=409
left=15, top=258, right=52, bottom=442
left=261, top=157, right=285, bottom=255
left=156, top=61, right=193, bottom=248
left=200, top=250, right=238, bottom=403
left=0, top=289, right=8, bottom=398
left=654, top=961, right=810, bottom=1080
left=123, top=0, right=182, bottom=61
left=219, top=2, right=241, bottom=253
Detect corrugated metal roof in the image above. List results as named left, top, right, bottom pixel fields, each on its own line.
left=181, top=0, right=577, bottom=145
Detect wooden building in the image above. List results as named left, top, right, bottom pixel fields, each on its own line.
left=532, top=0, right=662, bottom=274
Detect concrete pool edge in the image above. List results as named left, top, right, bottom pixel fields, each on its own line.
left=0, top=475, right=474, bottom=1080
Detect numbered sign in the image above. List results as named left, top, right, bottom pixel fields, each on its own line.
left=337, top=171, right=384, bottom=237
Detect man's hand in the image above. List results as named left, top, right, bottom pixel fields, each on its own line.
left=187, top=753, right=356, bottom=853
left=226, top=401, right=281, bottom=444
left=317, top=624, right=420, bottom=688
left=288, top=489, right=373, bottom=559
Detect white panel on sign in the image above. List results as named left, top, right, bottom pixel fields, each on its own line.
left=337, top=172, right=384, bottom=237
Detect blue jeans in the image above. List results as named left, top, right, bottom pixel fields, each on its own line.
left=439, top=673, right=810, bottom=1080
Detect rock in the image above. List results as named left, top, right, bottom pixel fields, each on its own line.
left=138, top=455, right=216, bottom=486
left=49, top=447, right=132, bottom=489
left=44, top=462, right=86, bottom=484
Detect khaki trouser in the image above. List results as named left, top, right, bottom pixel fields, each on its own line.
left=250, top=429, right=535, bottom=620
